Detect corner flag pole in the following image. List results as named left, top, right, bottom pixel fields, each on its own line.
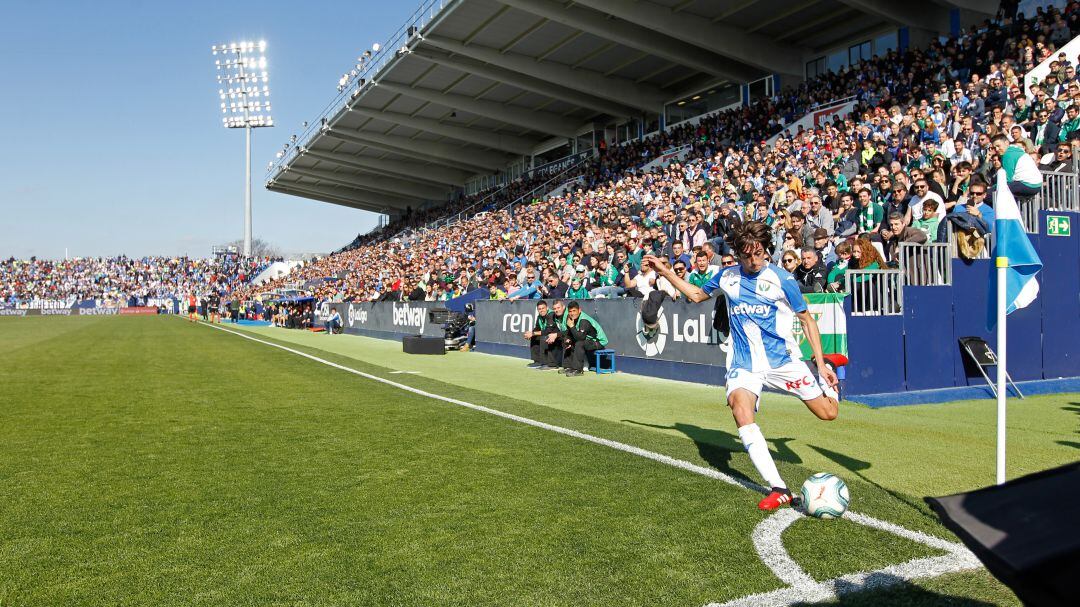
left=995, top=252, right=1008, bottom=486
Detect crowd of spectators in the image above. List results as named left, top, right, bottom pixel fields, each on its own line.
left=0, top=255, right=273, bottom=309
left=243, top=3, right=1077, bottom=307
left=7, top=4, right=1075, bottom=315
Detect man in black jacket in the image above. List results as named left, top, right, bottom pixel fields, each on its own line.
left=562, top=301, right=606, bottom=377
left=523, top=300, right=559, bottom=369
left=793, top=249, right=827, bottom=293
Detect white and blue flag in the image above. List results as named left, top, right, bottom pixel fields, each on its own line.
left=987, top=170, right=1042, bottom=330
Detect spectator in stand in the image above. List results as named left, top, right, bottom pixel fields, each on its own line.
left=911, top=200, right=943, bottom=241
left=877, top=213, right=929, bottom=266
left=1040, top=142, right=1075, bottom=171
left=993, top=134, right=1044, bottom=196
left=687, top=250, right=719, bottom=288
left=780, top=250, right=800, bottom=276
left=826, top=241, right=854, bottom=292
left=794, top=249, right=827, bottom=293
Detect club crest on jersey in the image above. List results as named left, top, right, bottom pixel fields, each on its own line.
left=755, top=279, right=777, bottom=296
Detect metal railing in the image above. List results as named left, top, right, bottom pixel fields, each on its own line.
left=845, top=269, right=903, bottom=316
left=266, top=0, right=452, bottom=178
left=898, top=242, right=952, bottom=286
left=1029, top=169, right=1080, bottom=233
left=421, top=150, right=594, bottom=232
left=503, top=155, right=591, bottom=216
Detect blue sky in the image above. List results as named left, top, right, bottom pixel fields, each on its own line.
left=0, top=1, right=419, bottom=259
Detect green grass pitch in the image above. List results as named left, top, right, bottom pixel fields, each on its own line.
left=1, top=316, right=1076, bottom=605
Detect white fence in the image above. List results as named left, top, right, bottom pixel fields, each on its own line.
left=1029, top=169, right=1079, bottom=234
left=845, top=270, right=903, bottom=316
left=898, top=243, right=953, bottom=286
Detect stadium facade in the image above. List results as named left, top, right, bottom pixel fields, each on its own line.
left=266, top=0, right=999, bottom=217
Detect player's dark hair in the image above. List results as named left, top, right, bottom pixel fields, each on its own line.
left=728, top=221, right=773, bottom=257
left=567, top=301, right=580, bottom=311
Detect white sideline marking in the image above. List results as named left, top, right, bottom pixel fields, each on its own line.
left=388, top=370, right=422, bottom=374
left=200, top=322, right=981, bottom=605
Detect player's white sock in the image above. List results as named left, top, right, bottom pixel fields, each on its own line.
left=738, top=423, right=786, bottom=490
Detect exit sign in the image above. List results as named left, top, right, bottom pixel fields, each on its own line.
left=1047, top=215, right=1071, bottom=237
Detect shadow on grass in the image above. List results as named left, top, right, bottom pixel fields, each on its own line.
left=807, top=445, right=935, bottom=520
left=1057, top=440, right=1080, bottom=449
left=792, top=572, right=999, bottom=606
left=621, top=420, right=803, bottom=488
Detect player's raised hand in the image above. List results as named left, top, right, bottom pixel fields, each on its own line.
left=820, top=364, right=839, bottom=392
left=642, top=255, right=667, bottom=275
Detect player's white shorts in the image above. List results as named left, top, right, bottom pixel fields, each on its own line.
left=725, top=360, right=823, bottom=408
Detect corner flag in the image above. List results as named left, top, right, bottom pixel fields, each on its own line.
left=987, top=170, right=1042, bottom=331
left=988, top=169, right=1043, bottom=485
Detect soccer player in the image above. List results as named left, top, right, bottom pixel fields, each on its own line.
left=643, top=221, right=839, bottom=511
left=186, top=293, right=198, bottom=323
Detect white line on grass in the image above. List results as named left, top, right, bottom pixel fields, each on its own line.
left=200, top=322, right=982, bottom=605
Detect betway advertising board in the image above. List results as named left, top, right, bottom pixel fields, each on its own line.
left=475, top=299, right=726, bottom=366
left=315, top=301, right=444, bottom=338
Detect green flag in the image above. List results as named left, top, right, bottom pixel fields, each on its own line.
left=794, top=293, right=847, bottom=360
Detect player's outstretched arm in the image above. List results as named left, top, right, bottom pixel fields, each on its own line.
left=796, top=309, right=839, bottom=389
left=642, top=255, right=709, bottom=303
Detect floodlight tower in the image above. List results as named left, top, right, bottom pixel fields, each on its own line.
left=212, top=40, right=273, bottom=257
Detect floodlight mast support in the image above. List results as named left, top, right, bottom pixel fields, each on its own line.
left=245, top=121, right=252, bottom=257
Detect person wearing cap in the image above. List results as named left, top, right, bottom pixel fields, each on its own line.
left=566, top=275, right=589, bottom=299
left=811, top=228, right=836, bottom=266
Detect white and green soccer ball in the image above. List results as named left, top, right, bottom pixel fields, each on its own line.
left=800, top=473, right=850, bottom=519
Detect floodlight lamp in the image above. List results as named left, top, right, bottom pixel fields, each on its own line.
left=259, top=40, right=267, bottom=51
left=372, top=43, right=380, bottom=52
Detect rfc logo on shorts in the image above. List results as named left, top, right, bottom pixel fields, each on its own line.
left=635, top=307, right=668, bottom=357
left=785, top=376, right=815, bottom=391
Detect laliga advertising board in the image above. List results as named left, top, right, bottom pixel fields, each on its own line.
left=474, top=294, right=846, bottom=367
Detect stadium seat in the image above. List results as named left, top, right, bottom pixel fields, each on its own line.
left=593, top=349, right=615, bottom=375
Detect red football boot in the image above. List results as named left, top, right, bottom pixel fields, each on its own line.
left=758, top=487, right=796, bottom=511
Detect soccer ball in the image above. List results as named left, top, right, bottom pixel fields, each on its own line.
left=800, top=473, right=850, bottom=519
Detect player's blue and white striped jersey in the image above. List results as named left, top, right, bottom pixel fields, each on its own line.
left=702, top=263, right=807, bottom=372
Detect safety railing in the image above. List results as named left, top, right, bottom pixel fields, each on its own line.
left=898, top=242, right=952, bottom=286
left=845, top=269, right=903, bottom=316
left=1029, top=169, right=1080, bottom=234
left=944, top=219, right=993, bottom=260
left=266, top=0, right=451, bottom=178
left=503, top=155, right=591, bottom=216
left=440, top=150, right=594, bottom=229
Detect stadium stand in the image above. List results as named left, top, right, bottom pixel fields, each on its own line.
left=0, top=255, right=272, bottom=310
left=247, top=3, right=1080, bottom=316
